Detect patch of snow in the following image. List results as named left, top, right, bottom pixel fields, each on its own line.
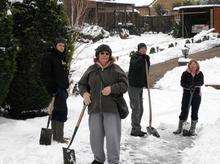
left=57, top=0, right=63, bottom=5
left=178, top=57, right=190, bottom=63
left=7, top=9, right=12, bottom=16
left=193, top=28, right=215, bottom=42
left=80, top=23, right=110, bottom=39
left=90, top=0, right=155, bottom=7
left=0, top=47, right=6, bottom=52
left=113, top=0, right=155, bottom=7
left=8, top=0, right=23, bottom=3
left=173, top=4, right=220, bottom=10
left=182, top=118, right=220, bottom=164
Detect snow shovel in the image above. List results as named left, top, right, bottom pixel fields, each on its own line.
left=182, top=88, right=196, bottom=136
left=39, top=97, right=55, bottom=145
left=145, top=62, right=160, bottom=138
left=63, top=104, right=87, bottom=164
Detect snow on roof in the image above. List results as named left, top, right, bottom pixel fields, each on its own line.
left=89, top=0, right=133, bottom=5
left=114, top=0, right=155, bottom=7
left=173, top=4, right=220, bottom=11
left=90, top=0, right=155, bottom=7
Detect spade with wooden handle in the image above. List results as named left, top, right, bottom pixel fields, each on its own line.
left=39, top=97, right=55, bottom=145
left=63, top=104, right=87, bottom=164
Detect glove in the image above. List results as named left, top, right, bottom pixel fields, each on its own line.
left=83, top=92, right=91, bottom=105
left=189, top=85, right=195, bottom=91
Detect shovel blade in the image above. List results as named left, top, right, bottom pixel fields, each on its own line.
left=63, top=147, right=76, bottom=164
left=39, top=128, right=53, bottom=145
left=147, top=126, right=160, bottom=138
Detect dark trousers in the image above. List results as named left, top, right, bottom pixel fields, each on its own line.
left=179, top=92, right=201, bottom=121
left=52, top=88, right=68, bottom=122
left=128, top=86, right=144, bottom=132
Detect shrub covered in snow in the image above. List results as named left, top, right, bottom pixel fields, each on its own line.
left=150, top=47, right=156, bottom=54
left=119, top=28, right=129, bottom=39
left=79, top=23, right=110, bottom=42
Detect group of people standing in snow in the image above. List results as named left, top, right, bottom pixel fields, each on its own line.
left=40, top=38, right=204, bottom=164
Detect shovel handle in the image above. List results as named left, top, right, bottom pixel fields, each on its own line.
left=145, top=62, right=152, bottom=127
left=46, top=97, right=55, bottom=129
left=67, top=104, right=87, bottom=149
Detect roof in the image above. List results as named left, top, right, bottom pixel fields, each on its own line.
left=89, top=0, right=156, bottom=7
left=173, top=4, right=220, bottom=11
left=115, top=0, right=156, bottom=7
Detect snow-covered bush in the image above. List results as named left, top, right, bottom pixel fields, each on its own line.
left=119, top=28, right=129, bottom=39
left=150, top=47, right=156, bottom=54
left=79, top=23, right=110, bottom=42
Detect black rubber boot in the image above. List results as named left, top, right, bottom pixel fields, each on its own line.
left=187, top=120, right=198, bottom=136
left=130, top=131, right=147, bottom=137
left=57, top=121, right=69, bottom=143
left=91, top=160, right=103, bottom=164
left=183, top=120, right=198, bottom=136
left=173, top=120, right=184, bottom=134
left=52, top=120, right=68, bottom=143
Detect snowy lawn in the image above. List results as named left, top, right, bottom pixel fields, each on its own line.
left=0, top=58, right=220, bottom=164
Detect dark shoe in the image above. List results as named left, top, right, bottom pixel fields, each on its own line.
left=130, top=131, right=147, bottom=137
left=91, top=160, right=103, bottom=164
left=56, top=137, right=69, bottom=144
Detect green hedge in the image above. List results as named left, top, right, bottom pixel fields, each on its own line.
left=0, top=0, right=16, bottom=106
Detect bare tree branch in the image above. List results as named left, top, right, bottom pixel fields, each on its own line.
left=71, top=0, right=88, bottom=29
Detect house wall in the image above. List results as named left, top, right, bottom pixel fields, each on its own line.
left=214, top=8, right=220, bottom=33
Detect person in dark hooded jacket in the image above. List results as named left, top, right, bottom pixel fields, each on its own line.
left=128, top=43, right=150, bottom=137
left=78, top=44, right=128, bottom=164
left=40, top=37, right=69, bottom=143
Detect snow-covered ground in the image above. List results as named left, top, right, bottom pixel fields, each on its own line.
left=0, top=57, right=220, bottom=164
left=70, top=32, right=220, bottom=83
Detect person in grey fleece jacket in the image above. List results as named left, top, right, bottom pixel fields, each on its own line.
left=78, top=44, right=128, bottom=164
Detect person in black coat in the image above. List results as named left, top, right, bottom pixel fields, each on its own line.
left=40, top=37, right=69, bottom=143
left=128, top=43, right=150, bottom=137
left=174, top=59, right=204, bottom=136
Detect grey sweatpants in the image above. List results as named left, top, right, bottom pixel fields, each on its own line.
left=128, top=86, right=144, bottom=133
left=89, top=112, right=121, bottom=164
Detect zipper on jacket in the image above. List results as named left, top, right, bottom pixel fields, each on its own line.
left=100, top=68, right=104, bottom=113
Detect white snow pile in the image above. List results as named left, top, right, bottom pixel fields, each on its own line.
left=79, top=23, right=110, bottom=41
left=57, top=0, right=63, bottom=5
left=0, top=47, right=6, bottom=52
left=7, top=9, right=12, bottom=16
left=112, top=0, right=155, bottom=6
left=193, top=28, right=215, bottom=42
left=178, top=57, right=191, bottom=63
left=156, top=57, right=220, bottom=90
